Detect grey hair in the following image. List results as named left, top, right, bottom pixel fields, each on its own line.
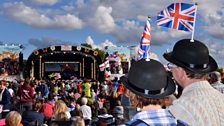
left=81, top=97, right=88, bottom=105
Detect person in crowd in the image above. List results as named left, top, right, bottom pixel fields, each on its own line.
left=120, top=58, right=187, bottom=125
left=112, top=77, right=119, bottom=92
left=55, top=112, right=68, bottom=121
left=79, top=97, right=92, bottom=126
left=102, top=81, right=110, bottom=96
left=70, top=109, right=83, bottom=121
left=97, top=93, right=106, bottom=109
left=73, top=118, right=85, bottom=126
left=22, top=101, right=44, bottom=126
left=39, top=80, right=49, bottom=99
left=117, top=80, right=124, bottom=96
left=5, top=111, right=23, bottom=126
left=52, top=100, right=71, bottom=120
left=41, top=96, right=54, bottom=125
left=0, top=80, right=12, bottom=118
left=113, top=100, right=124, bottom=120
left=108, top=91, right=119, bottom=111
left=120, top=86, right=133, bottom=121
left=163, top=39, right=224, bottom=125
left=91, top=89, right=97, bottom=102
left=17, top=78, right=34, bottom=112
left=91, top=81, right=98, bottom=94
left=208, top=71, right=224, bottom=93
left=97, top=107, right=115, bottom=125
left=81, top=79, right=91, bottom=98
left=7, top=83, right=14, bottom=98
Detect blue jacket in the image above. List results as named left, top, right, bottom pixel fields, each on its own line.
left=0, top=89, right=11, bottom=111
left=39, top=84, right=49, bottom=98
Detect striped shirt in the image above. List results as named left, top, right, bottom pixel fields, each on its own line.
left=124, top=109, right=185, bottom=126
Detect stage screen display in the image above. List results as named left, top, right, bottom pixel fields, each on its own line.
left=45, top=62, right=79, bottom=72
left=45, top=62, right=80, bottom=79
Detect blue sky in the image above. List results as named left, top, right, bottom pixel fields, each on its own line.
left=0, top=0, right=224, bottom=67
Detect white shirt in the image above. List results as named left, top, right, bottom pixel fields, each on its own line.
left=80, top=104, right=92, bottom=120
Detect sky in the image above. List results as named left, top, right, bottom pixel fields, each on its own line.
left=0, top=0, right=224, bottom=67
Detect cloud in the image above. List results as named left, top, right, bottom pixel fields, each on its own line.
left=204, top=23, right=224, bottom=39
left=112, top=20, right=143, bottom=43
left=90, top=6, right=116, bottom=33
left=2, top=2, right=84, bottom=30
left=29, top=0, right=59, bottom=5
left=2, top=0, right=224, bottom=47
left=28, top=37, right=73, bottom=49
left=196, top=0, right=224, bottom=40
left=85, top=36, right=117, bottom=50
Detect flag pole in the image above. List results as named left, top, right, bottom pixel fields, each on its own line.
left=146, top=16, right=151, bottom=61
left=190, top=3, right=198, bottom=42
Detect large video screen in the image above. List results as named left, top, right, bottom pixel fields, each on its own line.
left=45, top=63, right=79, bottom=72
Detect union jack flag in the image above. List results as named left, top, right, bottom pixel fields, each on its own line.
left=138, top=18, right=151, bottom=59
left=157, top=3, right=197, bottom=32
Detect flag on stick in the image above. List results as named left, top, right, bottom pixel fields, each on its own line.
left=99, top=56, right=110, bottom=71
left=138, top=17, right=151, bottom=60
left=157, top=2, right=197, bottom=41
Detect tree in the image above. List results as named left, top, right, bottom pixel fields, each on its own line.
left=94, top=48, right=106, bottom=61
left=81, top=43, right=92, bottom=49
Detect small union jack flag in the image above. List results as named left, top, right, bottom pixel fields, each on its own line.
left=157, top=2, right=197, bottom=32
left=138, top=18, right=151, bottom=60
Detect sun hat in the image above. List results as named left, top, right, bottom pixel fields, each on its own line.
left=163, top=39, right=217, bottom=73
left=120, top=59, right=176, bottom=99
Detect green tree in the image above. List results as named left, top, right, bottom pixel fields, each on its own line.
left=94, top=48, right=105, bottom=61
left=81, top=43, right=92, bottom=49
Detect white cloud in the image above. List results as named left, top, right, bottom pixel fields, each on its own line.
left=99, top=40, right=117, bottom=49
left=203, top=20, right=224, bottom=39
left=112, top=20, right=142, bottom=43
left=2, top=2, right=84, bottom=29
left=85, top=36, right=117, bottom=50
left=196, top=0, right=224, bottom=40
left=91, top=6, right=116, bottom=33
left=2, top=0, right=224, bottom=47
left=137, top=15, right=149, bottom=22
left=85, top=36, right=95, bottom=47
left=29, top=0, right=59, bottom=5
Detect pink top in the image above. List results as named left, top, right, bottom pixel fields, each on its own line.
left=0, top=119, right=6, bottom=126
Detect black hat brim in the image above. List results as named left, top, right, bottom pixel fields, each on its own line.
left=163, top=52, right=218, bottom=73
left=120, top=76, right=176, bottom=99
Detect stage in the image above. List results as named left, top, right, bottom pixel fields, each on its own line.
left=26, top=45, right=103, bottom=80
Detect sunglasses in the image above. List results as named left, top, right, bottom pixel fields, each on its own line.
left=167, top=63, right=178, bottom=70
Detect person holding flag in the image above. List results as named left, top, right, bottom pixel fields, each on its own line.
left=119, top=17, right=188, bottom=126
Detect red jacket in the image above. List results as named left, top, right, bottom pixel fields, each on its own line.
left=41, top=102, right=54, bottom=118
left=17, top=85, right=34, bottom=103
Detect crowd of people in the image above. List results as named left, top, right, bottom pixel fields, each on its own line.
left=0, top=39, right=224, bottom=126
left=0, top=75, right=129, bottom=126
